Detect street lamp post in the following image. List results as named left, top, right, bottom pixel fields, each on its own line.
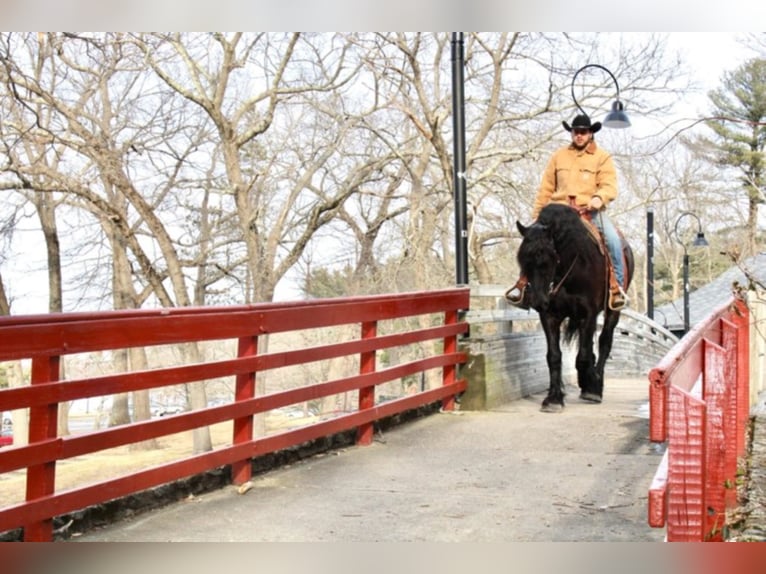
left=673, top=212, right=709, bottom=335
left=450, top=32, right=468, bottom=287
left=647, top=207, right=655, bottom=321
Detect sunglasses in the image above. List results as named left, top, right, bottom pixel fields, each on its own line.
left=572, top=129, right=591, bottom=135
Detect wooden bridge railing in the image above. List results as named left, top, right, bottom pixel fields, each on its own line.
left=0, top=288, right=469, bottom=542
left=647, top=295, right=750, bottom=541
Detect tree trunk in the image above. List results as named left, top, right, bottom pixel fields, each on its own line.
left=109, top=349, right=131, bottom=427
left=129, top=346, right=159, bottom=451
left=180, top=343, right=212, bottom=453
left=748, top=193, right=758, bottom=257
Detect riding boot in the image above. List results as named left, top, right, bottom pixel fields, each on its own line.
left=505, top=275, right=530, bottom=309
left=608, top=271, right=628, bottom=311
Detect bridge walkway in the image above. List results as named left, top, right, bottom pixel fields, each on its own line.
left=72, top=377, right=665, bottom=542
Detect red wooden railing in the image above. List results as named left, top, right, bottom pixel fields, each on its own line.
left=0, top=288, right=470, bottom=541
left=647, top=295, right=750, bottom=541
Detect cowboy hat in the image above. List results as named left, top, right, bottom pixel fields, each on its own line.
left=562, top=113, right=601, bottom=134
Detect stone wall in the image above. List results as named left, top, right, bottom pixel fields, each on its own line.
left=725, top=390, right=766, bottom=541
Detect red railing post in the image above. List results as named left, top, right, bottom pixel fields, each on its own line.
left=356, top=320, right=377, bottom=446
left=648, top=451, right=668, bottom=529
left=441, top=308, right=458, bottom=411
left=732, top=298, right=750, bottom=458
left=666, top=387, right=706, bottom=541
left=24, top=355, right=61, bottom=542
left=649, top=367, right=667, bottom=443
left=721, top=318, right=741, bottom=510
left=702, top=338, right=727, bottom=541
left=231, top=335, right=258, bottom=484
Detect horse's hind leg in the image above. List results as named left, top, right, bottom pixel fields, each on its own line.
left=540, top=315, right=565, bottom=413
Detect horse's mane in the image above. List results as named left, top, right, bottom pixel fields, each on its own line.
left=535, top=204, right=601, bottom=265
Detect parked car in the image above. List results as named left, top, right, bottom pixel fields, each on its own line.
left=152, top=405, right=185, bottom=417
left=0, top=428, right=12, bottom=448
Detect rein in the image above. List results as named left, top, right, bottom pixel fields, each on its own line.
left=546, top=200, right=585, bottom=297
left=549, top=254, right=579, bottom=297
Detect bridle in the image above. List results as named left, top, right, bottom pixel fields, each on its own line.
left=549, top=254, right=579, bottom=297
left=522, top=249, right=579, bottom=300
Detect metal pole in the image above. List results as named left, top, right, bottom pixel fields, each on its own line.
left=683, top=251, right=690, bottom=335
left=451, top=32, right=468, bottom=286
left=647, top=207, right=654, bottom=321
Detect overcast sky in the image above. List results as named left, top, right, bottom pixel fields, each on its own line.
left=667, top=33, right=755, bottom=104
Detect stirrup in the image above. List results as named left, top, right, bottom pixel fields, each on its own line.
left=608, top=286, right=627, bottom=311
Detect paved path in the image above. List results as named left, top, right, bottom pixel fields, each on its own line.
left=73, top=378, right=666, bottom=542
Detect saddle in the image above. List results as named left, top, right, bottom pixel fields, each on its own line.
left=567, top=198, right=629, bottom=291
left=576, top=210, right=606, bottom=256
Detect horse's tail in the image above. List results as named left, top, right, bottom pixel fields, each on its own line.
left=562, top=317, right=580, bottom=344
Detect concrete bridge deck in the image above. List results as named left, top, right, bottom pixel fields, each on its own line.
left=72, top=377, right=665, bottom=542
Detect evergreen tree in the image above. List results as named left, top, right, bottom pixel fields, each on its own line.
left=705, top=58, right=766, bottom=255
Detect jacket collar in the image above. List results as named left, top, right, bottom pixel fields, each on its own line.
left=569, top=140, right=598, bottom=154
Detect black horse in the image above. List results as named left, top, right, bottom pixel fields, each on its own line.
left=515, top=203, right=634, bottom=413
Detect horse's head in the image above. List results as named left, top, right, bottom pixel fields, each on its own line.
left=516, top=220, right=558, bottom=311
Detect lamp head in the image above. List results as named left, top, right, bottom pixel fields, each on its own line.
left=693, top=232, right=709, bottom=247
left=603, top=100, right=631, bottom=129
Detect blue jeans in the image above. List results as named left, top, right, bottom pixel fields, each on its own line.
left=592, top=212, right=624, bottom=286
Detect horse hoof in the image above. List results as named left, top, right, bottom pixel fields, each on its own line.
left=540, top=402, right=564, bottom=413
left=579, top=392, right=602, bottom=403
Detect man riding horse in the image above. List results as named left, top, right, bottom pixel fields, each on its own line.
left=506, top=113, right=628, bottom=311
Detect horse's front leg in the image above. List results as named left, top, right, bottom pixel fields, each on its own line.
left=540, top=314, right=565, bottom=412
left=576, top=317, right=600, bottom=402
left=590, top=309, right=621, bottom=400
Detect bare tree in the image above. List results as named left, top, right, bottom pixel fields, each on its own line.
left=0, top=33, right=215, bottom=447
left=135, top=33, right=366, bottom=302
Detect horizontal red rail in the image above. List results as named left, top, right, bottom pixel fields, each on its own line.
left=0, top=288, right=470, bottom=541
left=647, top=296, right=749, bottom=541
left=0, top=323, right=465, bottom=411
left=0, top=291, right=466, bottom=358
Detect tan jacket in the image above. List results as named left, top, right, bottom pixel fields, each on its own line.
left=532, top=140, right=617, bottom=220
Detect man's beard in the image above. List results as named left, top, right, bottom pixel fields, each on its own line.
left=572, top=140, right=589, bottom=151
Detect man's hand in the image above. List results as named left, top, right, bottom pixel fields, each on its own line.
left=588, top=196, right=604, bottom=211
